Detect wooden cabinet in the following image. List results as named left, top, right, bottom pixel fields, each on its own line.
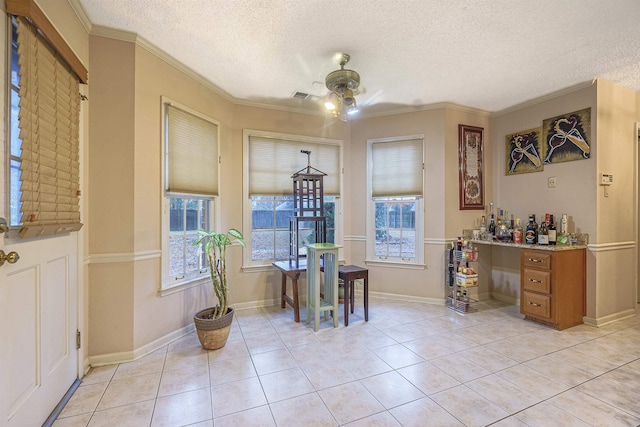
left=520, top=248, right=586, bottom=330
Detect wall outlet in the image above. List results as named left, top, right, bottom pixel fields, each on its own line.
left=548, top=176, right=557, bottom=188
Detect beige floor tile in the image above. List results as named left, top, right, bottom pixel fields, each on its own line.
left=572, top=340, right=638, bottom=367
left=207, top=339, right=250, bottom=363
left=429, top=355, right=492, bottom=383
left=112, top=352, right=166, bottom=380
left=214, top=404, right=275, bottom=427
left=431, top=384, right=510, bottom=427
left=490, top=416, right=530, bottom=426
left=451, top=324, right=505, bottom=345
left=52, top=412, right=92, bottom=427
left=380, top=320, right=447, bottom=342
left=96, top=373, right=161, bottom=410
left=151, top=387, right=212, bottom=427
left=318, top=381, right=385, bottom=425
left=524, top=354, right=595, bottom=386
left=360, top=371, right=424, bottom=409
left=260, top=367, right=315, bottom=403
left=300, top=360, right=357, bottom=390
left=515, top=401, right=590, bottom=426
left=166, top=331, right=201, bottom=353
left=277, top=327, right=322, bottom=347
left=401, top=337, right=456, bottom=361
left=209, top=355, right=257, bottom=386
left=158, top=363, right=210, bottom=397
left=81, top=365, right=117, bottom=386
left=211, top=377, right=267, bottom=418
left=576, top=376, right=640, bottom=417
left=344, top=410, right=401, bottom=426
left=244, top=331, right=286, bottom=355
left=163, top=346, right=209, bottom=371
left=466, top=373, right=540, bottom=413
left=270, top=393, right=337, bottom=426
left=370, top=344, right=425, bottom=368
left=239, top=319, right=276, bottom=338
left=549, top=388, right=640, bottom=427
left=86, top=400, right=154, bottom=427
left=389, top=396, right=464, bottom=426
left=497, top=365, right=569, bottom=400
left=341, top=351, right=393, bottom=380
left=553, top=347, right=619, bottom=376
left=455, top=345, right=518, bottom=373
left=397, top=361, right=460, bottom=395
left=251, top=348, right=298, bottom=375
left=59, top=382, right=108, bottom=418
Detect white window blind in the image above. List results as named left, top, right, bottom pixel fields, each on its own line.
left=166, top=104, right=219, bottom=196
left=16, top=17, right=82, bottom=238
left=248, top=136, right=340, bottom=196
left=371, top=138, right=424, bottom=198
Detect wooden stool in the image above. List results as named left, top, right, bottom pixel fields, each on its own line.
left=338, top=265, right=369, bottom=326
left=272, top=260, right=306, bottom=322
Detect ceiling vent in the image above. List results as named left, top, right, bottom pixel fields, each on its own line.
left=292, top=91, right=310, bottom=99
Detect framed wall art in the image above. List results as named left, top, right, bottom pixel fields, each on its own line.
left=458, top=124, right=484, bottom=210
left=542, top=107, right=591, bottom=164
left=505, top=127, right=544, bottom=175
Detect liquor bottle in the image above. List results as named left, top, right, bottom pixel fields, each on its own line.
left=548, top=214, right=557, bottom=245
left=488, top=203, right=496, bottom=240
left=479, top=215, right=487, bottom=240
left=513, top=218, right=523, bottom=243
left=525, top=215, right=537, bottom=244
left=537, top=217, right=549, bottom=245
left=509, top=215, right=515, bottom=237
left=557, top=213, right=569, bottom=244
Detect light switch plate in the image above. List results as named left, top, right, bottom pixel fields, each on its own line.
left=548, top=176, right=557, bottom=188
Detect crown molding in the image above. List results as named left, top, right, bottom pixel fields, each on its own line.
left=68, top=0, right=92, bottom=33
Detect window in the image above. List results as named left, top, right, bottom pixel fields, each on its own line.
left=243, top=130, right=342, bottom=267
left=162, top=98, right=219, bottom=290
left=9, top=16, right=83, bottom=236
left=367, top=136, right=424, bottom=266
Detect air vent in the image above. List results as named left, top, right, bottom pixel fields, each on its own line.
left=292, top=91, right=310, bottom=99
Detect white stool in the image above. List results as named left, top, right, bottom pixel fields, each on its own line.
left=305, top=243, right=342, bottom=332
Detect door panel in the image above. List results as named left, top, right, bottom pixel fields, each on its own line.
left=1, top=234, right=78, bottom=427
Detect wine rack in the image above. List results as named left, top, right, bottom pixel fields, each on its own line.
left=446, top=245, right=479, bottom=314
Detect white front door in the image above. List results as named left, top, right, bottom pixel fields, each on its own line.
left=0, top=221, right=79, bottom=426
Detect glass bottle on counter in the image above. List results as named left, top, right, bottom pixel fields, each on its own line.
left=513, top=218, right=523, bottom=243
left=479, top=215, right=487, bottom=240
left=557, top=213, right=569, bottom=244
left=525, top=214, right=537, bottom=244
left=548, top=214, right=557, bottom=245
left=488, top=203, right=496, bottom=240
left=538, top=217, right=549, bottom=245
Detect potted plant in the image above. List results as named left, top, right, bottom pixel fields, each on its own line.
left=193, top=228, right=246, bottom=350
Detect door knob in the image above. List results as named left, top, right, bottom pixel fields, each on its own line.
left=0, top=250, right=20, bottom=266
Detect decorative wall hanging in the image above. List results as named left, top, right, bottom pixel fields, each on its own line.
left=458, top=125, right=484, bottom=210
left=505, top=127, right=544, bottom=175
left=542, top=107, right=591, bottom=164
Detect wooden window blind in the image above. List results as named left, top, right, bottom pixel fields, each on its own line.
left=248, top=136, right=341, bottom=196
left=165, top=104, right=219, bottom=197
left=371, top=138, right=424, bottom=198
left=16, top=17, right=82, bottom=238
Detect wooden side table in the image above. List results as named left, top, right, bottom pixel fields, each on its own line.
left=306, top=243, right=342, bottom=332
left=339, top=265, right=369, bottom=326
left=272, top=260, right=306, bottom=322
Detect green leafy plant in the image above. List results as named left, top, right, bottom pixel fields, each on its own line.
left=194, top=228, right=246, bottom=319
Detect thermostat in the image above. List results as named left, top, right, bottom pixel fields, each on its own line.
left=600, top=174, right=613, bottom=185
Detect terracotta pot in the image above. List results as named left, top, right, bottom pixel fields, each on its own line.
left=193, top=307, right=234, bottom=350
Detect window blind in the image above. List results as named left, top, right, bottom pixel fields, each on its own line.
left=16, top=17, right=82, bottom=238
left=371, top=138, right=424, bottom=198
left=166, top=104, right=219, bottom=196
left=248, top=136, right=341, bottom=196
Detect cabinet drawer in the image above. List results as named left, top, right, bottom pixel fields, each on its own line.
left=523, top=251, right=551, bottom=269
left=523, top=291, right=551, bottom=319
left=523, top=269, right=551, bottom=294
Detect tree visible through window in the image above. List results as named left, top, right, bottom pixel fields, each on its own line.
left=169, top=197, right=211, bottom=280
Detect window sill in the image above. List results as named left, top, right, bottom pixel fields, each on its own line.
left=364, top=259, right=425, bottom=270
left=159, top=276, right=210, bottom=297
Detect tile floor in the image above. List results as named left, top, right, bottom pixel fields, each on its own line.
left=53, top=297, right=640, bottom=426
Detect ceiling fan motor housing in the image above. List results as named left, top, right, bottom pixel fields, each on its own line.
left=325, top=69, right=360, bottom=93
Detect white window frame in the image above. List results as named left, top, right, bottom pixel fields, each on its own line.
left=160, top=97, right=220, bottom=293
left=242, top=129, right=343, bottom=270
left=366, top=135, right=425, bottom=268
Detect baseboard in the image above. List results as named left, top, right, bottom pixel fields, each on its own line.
left=367, top=290, right=444, bottom=305
left=88, top=323, right=194, bottom=367
left=583, top=307, right=637, bottom=327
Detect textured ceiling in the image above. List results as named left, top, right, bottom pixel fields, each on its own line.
left=76, top=0, right=640, bottom=116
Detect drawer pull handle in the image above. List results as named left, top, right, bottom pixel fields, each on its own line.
left=529, top=301, right=542, bottom=307
left=529, top=278, right=543, bottom=284
left=528, top=258, right=543, bottom=263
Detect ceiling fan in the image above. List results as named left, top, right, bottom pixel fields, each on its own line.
left=323, top=53, right=361, bottom=121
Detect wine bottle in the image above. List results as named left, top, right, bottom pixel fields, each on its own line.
left=479, top=215, right=487, bottom=240
left=557, top=213, right=569, bottom=245
left=548, top=214, right=557, bottom=245
left=525, top=215, right=537, bottom=244
left=488, top=203, right=496, bottom=240
left=538, top=217, right=549, bottom=245
left=513, top=218, right=523, bottom=243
